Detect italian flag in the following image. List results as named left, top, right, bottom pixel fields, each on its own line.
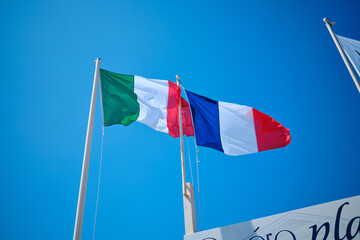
left=100, top=69, right=194, bottom=137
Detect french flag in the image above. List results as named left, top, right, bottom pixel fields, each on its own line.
left=185, top=90, right=291, bottom=156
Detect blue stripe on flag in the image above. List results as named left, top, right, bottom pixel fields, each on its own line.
left=185, top=90, right=224, bottom=153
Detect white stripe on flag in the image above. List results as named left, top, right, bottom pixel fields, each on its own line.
left=134, top=76, right=169, bottom=133
left=337, top=35, right=360, bottom=78
left=218, top=101, right=258, bottom=156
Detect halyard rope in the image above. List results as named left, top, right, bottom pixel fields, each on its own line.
left=92, top=127, right=104, bottom=240
left=182, top=110, right=194, bottom=186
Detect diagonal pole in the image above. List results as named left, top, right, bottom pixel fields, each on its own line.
left=323, top=18, right=360, bottom=93
left=73, top=58, right=101, bottom=240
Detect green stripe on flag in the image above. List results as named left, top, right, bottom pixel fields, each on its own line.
left=100, top=69, right=140, bottom=126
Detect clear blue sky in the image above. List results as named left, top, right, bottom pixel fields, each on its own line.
left=1, top=0, right=360, bottom=239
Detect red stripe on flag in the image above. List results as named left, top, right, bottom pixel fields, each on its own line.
left=166, top=81, right=194, bottom=138
left=181, top=97, right=195, bottom=137
left=167, top=81, right=180, bottom=137
left=253, top=108, right=291, bottom=152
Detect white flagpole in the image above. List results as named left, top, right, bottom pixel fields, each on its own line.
left=176, top=75, right=197, bottom=235
left=73, top=58, right=101, bottom=240
left=176, top=75, right=187, bottom=198
left=323, top=18, right=360, bottom=93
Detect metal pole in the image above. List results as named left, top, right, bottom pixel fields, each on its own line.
left=323, top=18, right=360, bottom=93
left=183, top=182, right=197, bottom=234
left=176, top=75, right=188, bottom=198
left=73, top=58, right=101, bottom=240
left=176, top=76, right=197, bottom=234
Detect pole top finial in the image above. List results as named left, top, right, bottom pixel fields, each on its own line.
left=176, top=75, right=180, bottom=80
left=323, top=18, right=329, bottom=23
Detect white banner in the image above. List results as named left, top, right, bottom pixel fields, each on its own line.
left=185, top=195, right=360, bottom=240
